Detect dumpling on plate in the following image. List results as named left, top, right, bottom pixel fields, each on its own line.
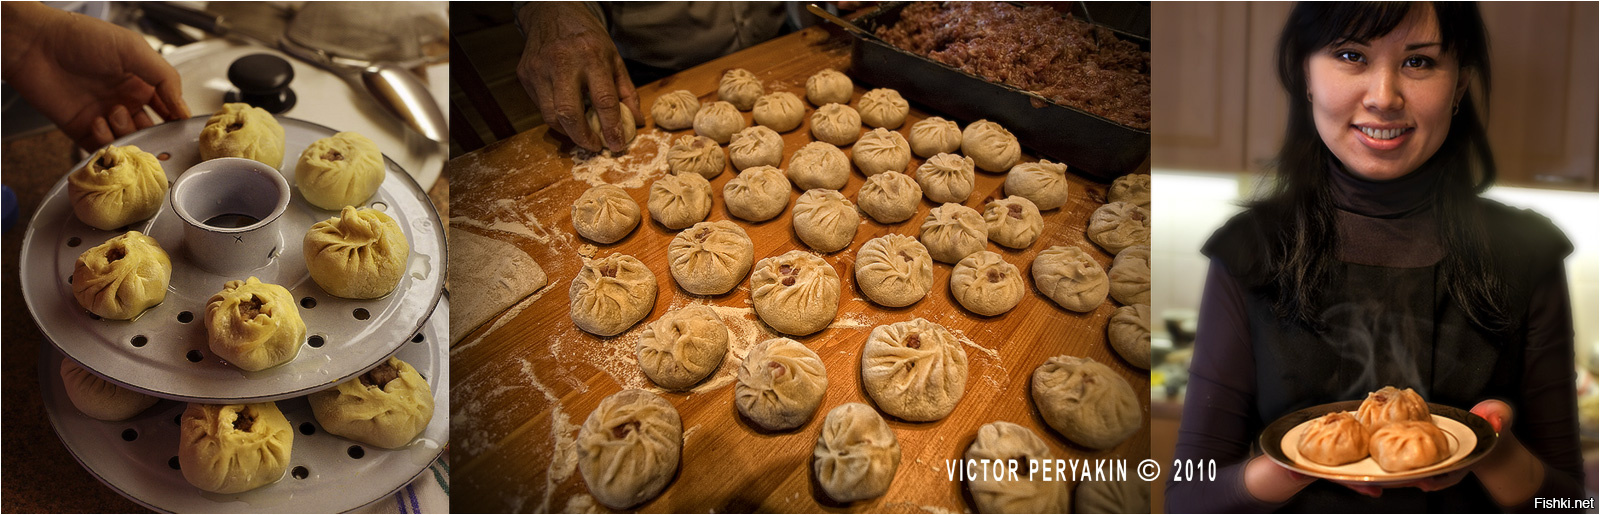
left=1295, top=412, right=1368, bottom=466
left=1369, top=420, right=1450, bottom=472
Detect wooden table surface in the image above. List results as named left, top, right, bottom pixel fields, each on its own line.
left=448, top=25, right=1151, bottom=513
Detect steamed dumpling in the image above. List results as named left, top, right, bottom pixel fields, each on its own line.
left=728, top=125, right=784, bottom=171
left=857, top=88, right=909, bottom=129
left=852, top=128, right=911, bottom=176
left=586, top=104, right=637, bottom=146
left=651, top=89, right=701, bottom=130
left=1004, top=160, right=1069, bottom=210
left=750, top=250, right=839, bottom=336
left=304, top=206, right=409, bottom=299
left=1087, top=202, right=1150, bottom=255
left=854, top=234, right=933, bottom=308
left=1369, top=420, right=1450, bottom=472
left=964, top=421, right=1072, bottom=513
left=724, top=166, right=791, bottom=222
left=1109, top=245, right=1151, bottom=306
left=1296, top=412, right=1369, bottom=466
left=179, top=402, right=293, bottom=494
left=309, top=356, right=434, bottom=448
left=806, top=69, right=853, bottom=106
left=857, top=171, right=921, bottom=224
left=1032, top=355, right=1141, bottom=450
left=1108, top=304, right=1151, bottom=370
left=718, top=68, right=764, bottom=110
left=648, top=172, right=712, bottom=229
left=296, top=132, right=385, bottom=210
left=753, top=91, right=805, bottom=132
left=68, top=145, right=167, bottom=230
left=1110, top=173, right=1151, bottom=209
left=920, top=203, right=987, bottom=264
left=569, top=253, right=658, bottom=336
left=984, top=195, right=1043, bottom=249
left=1357, top=386, right=1431, bottom=434
left=60, top=358, right=158, bottom=421
left=793, top=189, right=859, bottom=253
left=787, top=141, right=850, bottom=191
left=811, top=103, right=861, bottom=146
left=735, top=337, right=827, bottom=430
left=72, top=230, right=170, bottom=320
left=813, top=403, right=901, bottom=502
left=198, top=103, right=286, bottom=168
left=861, top=318, right=968, bottom=421
left=916, top=153, right=975, bottom=203
left=961, top=120, right=1020, bottom=172
left=693, top=101, right=747, bottom=144
left=667, top=220, right=753, bottom=295
left=951, top=251, right=1025, bottom=316
left=572, top=184, right=641, bottom=244
left=667, top=135, right=727, bottom=179
left=577, top=389, right=681, bottom=509
left=205, top=277, right=305, bottom=371
left=1032, top=245, right=1109, bottom=312
left=637, top=305, right=729, bottom=390
left=909, top=116, right=961, bottom=158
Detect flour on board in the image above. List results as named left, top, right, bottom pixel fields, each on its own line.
left=520, top=359, right=581, bottom=513
left=569, top=130, right=673, bottom=188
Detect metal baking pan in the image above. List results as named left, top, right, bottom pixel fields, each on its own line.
left=824, top=1, right=1151, bottom=179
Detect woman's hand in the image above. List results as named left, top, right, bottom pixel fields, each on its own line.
left=517, top=2, right=639, bottom=153
left=1242, top=454, right=1318, bottom=503
left=1, top=2, right=191, bottom=150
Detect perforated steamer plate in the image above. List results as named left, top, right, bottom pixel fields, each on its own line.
left=39, top=299, right=450, bottom=514
left=19, top=116, right=445, bottom=402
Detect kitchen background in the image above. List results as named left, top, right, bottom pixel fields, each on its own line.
left=1149, top=2, right=1598, bottom=511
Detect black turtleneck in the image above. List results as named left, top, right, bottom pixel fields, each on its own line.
left=1329, top=161, right=1446, bottom=268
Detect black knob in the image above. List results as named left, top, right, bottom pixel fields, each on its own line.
left=224, top=53, right=297, bottom=113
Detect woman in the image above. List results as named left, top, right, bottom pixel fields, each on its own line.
left=1167, top=3, right=1585, bottom=512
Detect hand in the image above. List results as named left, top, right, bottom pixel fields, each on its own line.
left=1, top=2, right=191, bottom=150
left=517, top=2, right=639, bottom=153
left=1242, top=454, right=1317, bottom=503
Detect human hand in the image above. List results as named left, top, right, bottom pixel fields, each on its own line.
left=517, top=2, right=639, bottom=153
left=1242, top=454, right=1318, bottom=503
left=1, top=2, right=191, bottom=150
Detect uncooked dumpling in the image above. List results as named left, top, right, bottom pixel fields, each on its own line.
left=1109, top=245, right=1150, bottom=306
left=72, top=230, right=171, bottom=320
left=1296, top=412, right=1369, bottom=466
left=179, top=402, right=293, bottom=494
left=750, top=250, right=839, bottom=336
left=1031, top=355, right=1141, bottom=450
left=199, top=103, right=286, bottom=168
left=857, top=88, right=909, bottom=129
left=205, top=277, right=305, bottom=371
left=60, top=358, right=158, bottom=421
left=729, top=125, right=784, bottom=171
left=668, top=220, right=753, bottom=295
left=1108, top=304, right=1151, bottom=370
left=309, top=356, right=434, bottom=448
left=961, top=120, right=1020, bottom=173
left=1357, top=386, right=1431, bottom=434
left=854, top=234, right=933, bottom=308
left=719, top=68, right=764, bottom=110
left=853, top=127, right=911, bottom=176
left=648, top=172, right=712, bottom=229
left=753, top=91, right=804, bottom=132
left=1076, top=480, right=1151, bottom=514
left=984, top=195, right=1043, bottom=249
left=667, top=135, right=726, bottom=179
left=861, top=318, right=968, bottom=421
left=572, top=184, right=641, bottom=244
left=811, top=103, right=861, bottom=146
left=1109, top=173, right=1151, bottom=209
left=951, top=251, right=1025, bottom=316
left=569, top=253, right=658, bottom=336
left=1004, top=160, right=1069, bottom=210
left=793, top=189, right=859, bottom=253
left=637, top=305, right=729, bottom=390
left=68, top=145, right=167, bottom=230
left=577, top=389, right=681, bottom=509
left=724, top=165, right=791, bottom=222
left=964, top=421, right=1072, bottom=514
left=857, top=171, right=921, bottom=224
left=693, top=101, right=746, bottom=144
left=735, top=337, right=827, bottom=430
left=651, top=89, right=701, bottom=130
left=787, top=141, right=849, bottom=191
left=909, top=116, right=961, bottom=158
left=586, top=104, right=637, bottom=147
left=304, top=206, right=409, bottom=299
left=1032, top=245, right=1109, bottom=312
left=916, top=153, right=974, bottom=203
left=813, top=402, right=901, bottom=502
left=1369, top=420, right=1450, bottom=472
left=920, top=203, right=987, bottom=264
left=1087, top=202, right=1150, bottom=254
left=806, top=69, right=853, bottom=106
left=297, top=132, right=385, bottom=210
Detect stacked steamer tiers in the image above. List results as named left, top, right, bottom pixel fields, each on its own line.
left=19, top=104, right=448, bottom=512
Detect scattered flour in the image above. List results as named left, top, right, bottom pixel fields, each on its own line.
left=569, top=130, right=673, bottom=188
left=519, top=359, right=581, bottom=514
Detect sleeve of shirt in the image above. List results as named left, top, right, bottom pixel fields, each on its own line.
left=1510, top=267, right=1588, bottom=510
left=1165, top=261, right=1286, bottom=513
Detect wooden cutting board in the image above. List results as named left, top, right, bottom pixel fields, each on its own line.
left=448, top=25, right=1152, bottom=513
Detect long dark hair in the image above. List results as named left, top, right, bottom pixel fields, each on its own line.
left=1261, top=2, right=1510, bottom=333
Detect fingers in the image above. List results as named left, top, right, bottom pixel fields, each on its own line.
left=613, top=53, right=641, bottom=127
left=118, top=25, right=190, bottom=121
left=131, top=108, right=154, bottom=130
left=1341, top=482, right=1383, bottom=498
left=79, top=117, right=114, bottom=150
left=547, top=68, right=598, bottom=152
left=106, top=104, right=135, bottom=137
left=583, top=63, right=626, bottom=153
left=1470, top=399, right=1512, bottom=433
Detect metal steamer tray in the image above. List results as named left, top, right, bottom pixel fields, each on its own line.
left=19, top=116, right=446, bottom=402
left=39, top=299, right=450, bottom=513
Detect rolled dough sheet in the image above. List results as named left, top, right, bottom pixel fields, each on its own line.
left=448, top=228, right=547, bottom=344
